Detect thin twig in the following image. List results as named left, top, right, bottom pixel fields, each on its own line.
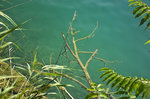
left=62, top=33, right=76, bottom=58
left=78, top=51, right=97, bottom=54
left=75, top=22, right=98, bottom=42
left=2, top=1, right=31, bottom=11
left=85, top=49, right=98, bottom=69
left=54, top=71, right=88, bottom=90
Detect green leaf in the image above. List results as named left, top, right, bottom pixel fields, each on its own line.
left=145, top=21, right=150, bottom=30
left=0, top=23, right=22, bottom=40
left=100, top=70, right=113, bottom=78
left=0, top=42, right=12, bottom=49
left=112, top=76, right=124, bottom=88
left=87, top=88, right=96, bottom=92
left=128, top=79, right=141, bottom=94
left=15, top=66, right=27, bottom=72
left=118, top=96, right=130, bottom=99
left=114, top=91, right=128, bottom=95
left=32, top=51, right=37, bottom=68
left=102, top=73, right=116, bottom=82
left=106, top=74, right=118, bottom=85
left=144, top=40, right=150, bottom=45
left=0, top=57, right=20, bottom=62
left=41, top=72, right=62, bottom=76
left=135, top=8, right=148, bottom=18
left=128, top=0, right=134, bottom=2
left=17, top=88, right=28, bottom=99
left=99, top=67, right=110, bottom=71
left=142, top=85, right=150, bottom=99
left=139, top=14, right=149, bottom=26
left=129, top=1, right=139, bottom=6
left=0, top=76, right=22, bottom=80
left=13, top=43, right=22, bottom=52
left=117, top=77, right=131, bottom=90
left=85, top=93, right=98, bottom=99
left=135, top=83, right=146, bottom=97
left=27, top=63, right=32, bottom=76
left=133, top=6, right=145, bottom=15
left=124, top=77, right=138, bottom=91
left=0, top=11, right=17, bottom=27
left=97, top=87, right=105, bottom=92
left=99, top=92, right=108, bottom=98
left=0, top=86, right=14, bottom=98
left=0, top=22, right=9, bottom=30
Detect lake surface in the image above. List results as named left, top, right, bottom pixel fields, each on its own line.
left=3, top=0, right=150, bottom=98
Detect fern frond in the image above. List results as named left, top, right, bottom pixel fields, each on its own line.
left=128, top=0, right=150, bottom=29
left=99, top=68, right=150, bottom=99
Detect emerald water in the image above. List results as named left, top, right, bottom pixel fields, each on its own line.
left=3, top=0, right=150, bottom=98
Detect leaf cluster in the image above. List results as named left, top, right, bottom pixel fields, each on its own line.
left=85, top=83, right=107, bottom=99
left=128, top=0, right=150, bottom=29
left=99, top=67, right=150, bottom=99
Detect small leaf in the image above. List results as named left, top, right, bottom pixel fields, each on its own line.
left=0, top=11, right=17, bottom=27
left=85, top=93, right=98, bottom=99
left=133, top=6, right=145, bottom=15
left=0, top=86, right=14, bottom=98
left=144, top=40, right=150, bottom=45
left=112, top=76, right=124, bottom=88
left=106, top=74, right=118, bottom=85
left=102, top=73, right=116, bottom=82
left=142, top=85, right=150, bottom=99
left=32, top=51, right=37, bottom=68
left=135, top=8, right=148, bottom=18
left=100, top=70, right=113, bottom=78
left=139, top=14, right=149, bottom=26
left=0, top=42, right=12, bottom=49
left=117, top=77, right=131, bottom=90
left=145, top=21, right=150, bottom=30
left=27, top=63, right=32, bottom=76
left=99, top=67, right=110, bottom=71
left=128, top=80, right=141, bottom=94
left=135, top=83, right=146, bottom=97
left=0, top=76, right=22, bottom=80
left=124, top=77, right=137, bottom=91
left=118, top=96, right=130, bottom=99
left=128, top=0, right=134, bottom=2
left=129, top=1, right=138, bottom=6
left=99, top=92, right=108, bottom=98
left=87, top=88, right=96, bottom=92
left=41, top=72, right=62, bottom=76
left=0, top=57, right=20, bottom=62
left=114, top=91, right=128, bottom=95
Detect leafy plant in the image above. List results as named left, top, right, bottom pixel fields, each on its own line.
left=99, top=67, right=150, bottom=99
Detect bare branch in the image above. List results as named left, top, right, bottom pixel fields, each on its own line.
left=54, top=71, right=88, bottom=90
left=95, top=57, right=119, bottom=66
left=85, top=49, right=98, bottom=69
left=62, top=33, right=76, bottom=58
left=78, top=51, right=98, bottom=54
left=75, top=22, right=98, bottom=42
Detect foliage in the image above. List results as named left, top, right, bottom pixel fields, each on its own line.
left=0, top=5, right=72, bottom=98
left=128, top=0, right=150, bottom=30
left=85, top=83, right=107, bottom=99
left=99, top=67, right=150, bottom=99
left=128, top=0, right=150, bottom=44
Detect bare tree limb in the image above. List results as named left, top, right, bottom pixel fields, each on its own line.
left=62, top=33, right=76, bottom=58
left=85, top=49, right=98, bottom=69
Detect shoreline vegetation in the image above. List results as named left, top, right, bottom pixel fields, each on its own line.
left=0, top=0, right=150, bottom=99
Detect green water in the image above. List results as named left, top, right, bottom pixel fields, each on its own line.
left=3, top=0, right=150, bottom=98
